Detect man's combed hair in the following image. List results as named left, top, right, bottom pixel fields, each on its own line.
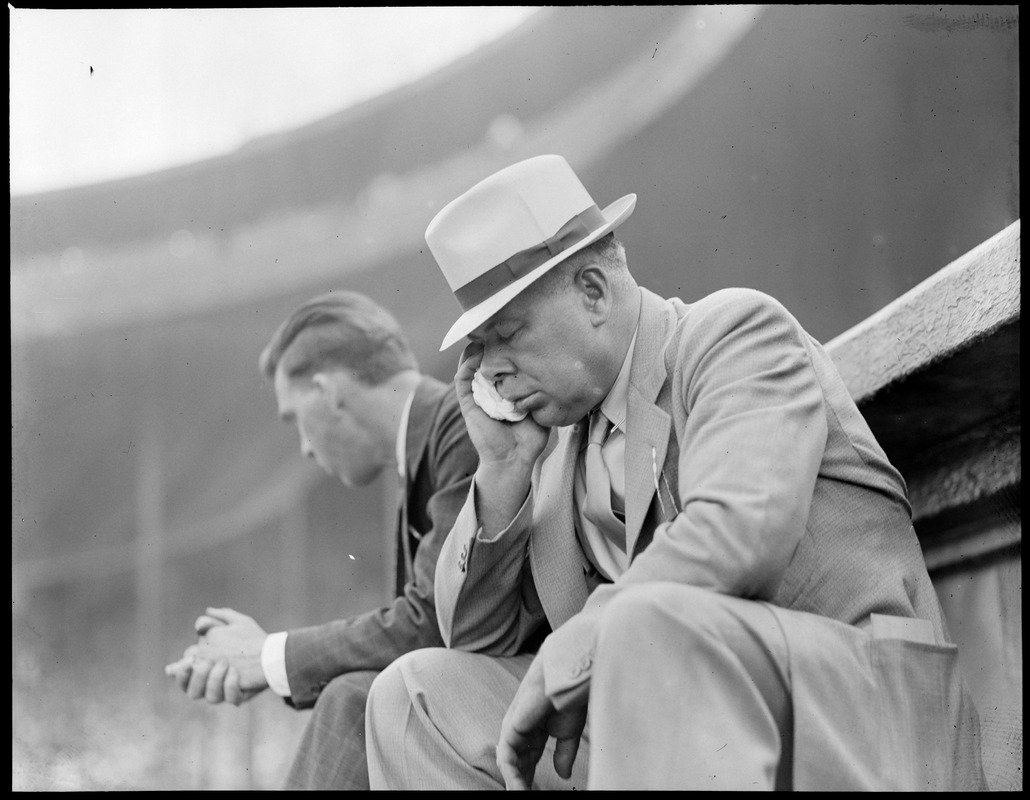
left=259, top=291, right=418, bottom=385
left=537, top=233, right=630, bottom=295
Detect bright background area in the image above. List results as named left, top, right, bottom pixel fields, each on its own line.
left=9, top=6, right=539, bottom=195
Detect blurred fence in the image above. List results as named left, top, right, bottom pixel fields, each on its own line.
left=12, top=408, right=393, bottom=790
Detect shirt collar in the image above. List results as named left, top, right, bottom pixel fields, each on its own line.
left=598, top=326, right=638, bottom=432
left=395, top=388, right=417, bottom=480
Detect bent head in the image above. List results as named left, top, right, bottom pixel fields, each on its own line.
left=426, top=154, right=640, bottom=426
left=259, top=292, right=419, bottom=486
left=471, top=235, right=638, bottom=428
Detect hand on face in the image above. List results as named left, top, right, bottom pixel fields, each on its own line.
left=455, top=343, right=549, bottom=470
left=471, top=369, right=528, bottom=422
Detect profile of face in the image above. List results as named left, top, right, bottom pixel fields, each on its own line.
left=273, top=366, right=386, bottom=487
left=471, top=265, right=612, bottom=428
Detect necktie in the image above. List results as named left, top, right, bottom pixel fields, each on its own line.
left=582, top=410, right=626, bottom=543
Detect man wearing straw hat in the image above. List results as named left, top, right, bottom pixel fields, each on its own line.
left=362, top=155, right=987, bottom=790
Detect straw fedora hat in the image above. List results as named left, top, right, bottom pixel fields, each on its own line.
left=426, top=154, right=636, bottom=350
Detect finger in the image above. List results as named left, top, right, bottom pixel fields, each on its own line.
left=455, top=342, right=484, bottom=390
left=205, top=607, right=251, bottom=625
left=458, top=341, right=484, bottom=374
left=497, top=739, right=531, bottom=791
left=186, top=658, right=214, bottom=700
left=195, top=615, right=226, bottom=635
left=165, top=658, right=193, bottom=693
left=498, top=712, right=546, bottom=791
left=224, top=665, right=244, bottom=706
left=552, top=735, right=582, bottom=780
left=455, top=344, right=491, bottom=421
left=205, top=659, right=229, bottom=704
left=174, top=648, right=201, bottom=693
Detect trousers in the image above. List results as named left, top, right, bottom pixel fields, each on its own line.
left=365, top=584, right=793, bottom=789
left=283, top=670, right=379, bottom=790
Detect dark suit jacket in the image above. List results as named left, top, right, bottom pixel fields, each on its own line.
left=284, top=375, right=477, bottom=708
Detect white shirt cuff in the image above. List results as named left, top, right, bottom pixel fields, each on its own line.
left=260, top=631, right=292, bottom=698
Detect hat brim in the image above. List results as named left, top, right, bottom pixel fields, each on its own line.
left=439, top=193, right=637, bottom=350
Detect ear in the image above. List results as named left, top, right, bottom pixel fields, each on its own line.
left=574, top=263, right=612, bottom=327
left=312, top=371, right=345, bottom=410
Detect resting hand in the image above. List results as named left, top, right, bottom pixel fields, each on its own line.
left=496, top=656, right=588, bottom=790
left=192, top=607, right=270, bottom=694
left=471, top=369, right=528, bottom=422
left=455, top=343, right=548, bottom=470
left=163, top=643, right=260, bottom=705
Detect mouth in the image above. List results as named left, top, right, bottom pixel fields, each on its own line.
left=495, top=383, right=526, bottom=406
left=503, top=388, right=530, bottom=405
left=512, top=391, right=541, bottom=412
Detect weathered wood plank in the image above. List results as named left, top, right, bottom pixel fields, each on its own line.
left=826, top=220, right=1020, bottom=404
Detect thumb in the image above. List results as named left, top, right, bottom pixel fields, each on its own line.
left=552, top=735, right=581, bottom=780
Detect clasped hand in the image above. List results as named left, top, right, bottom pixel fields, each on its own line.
left=163, top=607, right=269, bottom=706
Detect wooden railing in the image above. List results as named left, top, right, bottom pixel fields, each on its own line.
left=825, top=220, right=1021, bottom=791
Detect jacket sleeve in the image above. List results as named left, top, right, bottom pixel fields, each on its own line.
left=283, top=390, right=479, bottom=709
left=540, top=289, right=829, bottom=709
left=434, top=477, right=545, bottom=655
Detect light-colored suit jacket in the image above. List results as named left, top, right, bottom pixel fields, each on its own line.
left=435, top=287, right=986, bottom=790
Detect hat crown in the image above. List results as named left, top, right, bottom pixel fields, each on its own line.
left=426, top=154, right=595, bottom=291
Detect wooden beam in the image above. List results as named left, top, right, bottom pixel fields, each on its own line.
left=825, top=220, right=1020, bottom=404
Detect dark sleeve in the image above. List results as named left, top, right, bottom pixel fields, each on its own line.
left=283, top=390, right=478, bottom=709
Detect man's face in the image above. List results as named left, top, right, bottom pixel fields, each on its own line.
left=470, top=277, right=609, bottom=428
left=273, top=366, right=386, bottom=487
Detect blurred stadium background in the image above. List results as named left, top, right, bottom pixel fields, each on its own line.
left=11, top=6, right=1019, bottom=790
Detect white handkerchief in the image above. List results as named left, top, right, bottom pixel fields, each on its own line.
left=471, top=370, right=527, bottom=422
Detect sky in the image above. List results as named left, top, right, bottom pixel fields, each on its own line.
left=8, top=7, right=539, bottom=196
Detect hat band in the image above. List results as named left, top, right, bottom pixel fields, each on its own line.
left=453, top=204, right=607, bottom=311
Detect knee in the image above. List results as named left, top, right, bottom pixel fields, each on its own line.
left=596, top=583, right=724, bottom=653
left=367, top=658, right=407, bottom=718
left=366, top=648, right=452, bottom=726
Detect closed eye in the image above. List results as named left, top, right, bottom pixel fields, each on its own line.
left=496, top=324, right=522, bottom=342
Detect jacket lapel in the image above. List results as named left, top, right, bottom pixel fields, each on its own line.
left=391, top=377, right=445, bottom=592
left=624, top=289, right=676, bottom=556
left=404, top=377, right=444, bottom=482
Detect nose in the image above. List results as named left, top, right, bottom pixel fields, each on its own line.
left=478, top=347, right=516, bottom=385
